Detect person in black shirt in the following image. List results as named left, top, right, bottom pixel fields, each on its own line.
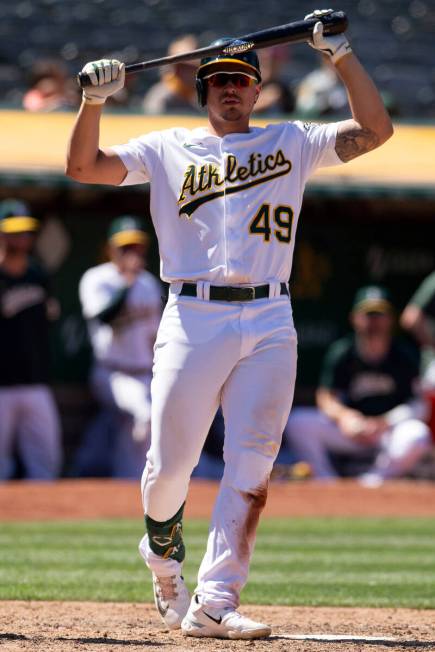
left=0, top=199, right=61, bottom=480
left=284, top=286, right=431, bottom=484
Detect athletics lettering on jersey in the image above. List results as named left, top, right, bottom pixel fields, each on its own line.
left=177, top=149, right=292, bottom=218
left=1, top=284, right=46, bottom=318
left=349, top=372, right=396, bottom=402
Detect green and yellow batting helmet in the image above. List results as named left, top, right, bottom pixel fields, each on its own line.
left=196, top=38, right=261, bottom=107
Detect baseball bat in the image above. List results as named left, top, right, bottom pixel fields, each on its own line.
left=77, top=10, right=347, bottom=88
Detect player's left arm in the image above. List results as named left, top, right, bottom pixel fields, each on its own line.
left=306, top=9, right=393, bottom=162
left=334, top=54, right=393, bottom=162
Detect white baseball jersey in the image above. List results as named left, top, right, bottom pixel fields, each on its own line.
left=79, top=262, right=161, bottom=369
left=112, top=121, right=342, bottom=285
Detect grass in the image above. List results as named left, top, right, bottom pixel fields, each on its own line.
left=0, top=517, right=434, bottom=608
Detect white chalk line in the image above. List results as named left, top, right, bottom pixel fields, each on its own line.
left=271, top=634, right=397, bottom=642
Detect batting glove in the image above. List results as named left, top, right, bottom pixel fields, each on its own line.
left=305, top=8, right=352, bottom=65
left=81, top=59, right=125, bottom=105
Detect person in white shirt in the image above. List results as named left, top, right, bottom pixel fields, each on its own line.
left=66, top=9, right=393, bottom=639
left=74, top=215, right=161, bottom=478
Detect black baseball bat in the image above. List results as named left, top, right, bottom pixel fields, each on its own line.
left=77, top=10, right=347, bottom=88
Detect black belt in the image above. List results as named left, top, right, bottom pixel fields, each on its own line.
left=179, top=283, right=288, bottom=302
left=99, top=362, right=152, bottom=376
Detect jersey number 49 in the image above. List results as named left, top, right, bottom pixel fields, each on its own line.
left=249, top=204, right=294, bottom=243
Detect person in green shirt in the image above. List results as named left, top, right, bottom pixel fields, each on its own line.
left=401, top=271, right=435, bottom=389
left=284, top=286, right=431, bottom=484
left=401, top=271, right=435, bottom=444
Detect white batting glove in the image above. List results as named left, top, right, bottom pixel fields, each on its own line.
left=81, top=59, right=125, bottom=105
left=305, top=9, right=352, bottom=65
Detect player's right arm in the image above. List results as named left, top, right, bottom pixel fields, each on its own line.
left=400, top=273, right=435, bottom=348
left=66, top=60, right=128, bottom=185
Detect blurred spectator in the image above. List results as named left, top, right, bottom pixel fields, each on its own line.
left=143, top=34, right=200, bottom=114
left=253, top=47, right=295, bottom=116
left=295, top=53, right=348, bottom=118
left=401, top=271, right=435, bottom=438
left=284, top=286, right=431, bottom=484
left=0, top=199, right=62, bottom=480
left=22, top=59, right=79, bottom=112
left=71, top=216, right=161, bottom=478
left=295, top=52, right=400, bottom=119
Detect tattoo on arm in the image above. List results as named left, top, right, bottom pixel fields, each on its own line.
left=335, top=125, right=380, bottom=162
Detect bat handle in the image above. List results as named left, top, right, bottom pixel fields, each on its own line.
left=78, top=61, right=140, bottom=88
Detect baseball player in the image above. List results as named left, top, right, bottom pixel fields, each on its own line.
left=0, top=199, right=61, bottom=480
left=74, top=215, right=162, bottom=478
left=284, top=286, right=431, bottom=484
left=66, top=9, right=393, bottom=639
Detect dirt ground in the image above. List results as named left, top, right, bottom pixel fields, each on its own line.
left=1, top=601, right=435, bottom=652
left=2, top=477, right=435, bottom=520
left=1, top=479, right=435, bottom=651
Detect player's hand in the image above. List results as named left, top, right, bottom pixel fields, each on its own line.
left=356, top=417, right=388, bottom=445
left=305, top=9, right=352, bottom=65
left=81, top=59, right=125, bottom=105
left=337, top=409, right=366, bottom=439
left=118, top=248, right=145, bottom=285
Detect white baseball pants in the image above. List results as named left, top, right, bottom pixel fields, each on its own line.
left=284, top=406, right=431, bottom=479
left=140, top=287, right=297, bottom=608
left=0, top=385, right=61, bottom=480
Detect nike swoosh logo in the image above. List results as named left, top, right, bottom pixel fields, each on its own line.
left=183, top=143, right=205, bottom=149
left=203, top=610, right=222, bottom=625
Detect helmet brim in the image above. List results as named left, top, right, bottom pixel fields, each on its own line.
left=197, top=58, right=261, bottom=81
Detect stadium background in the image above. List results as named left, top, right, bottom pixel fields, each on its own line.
left=0, top=0, right=434, bottom=462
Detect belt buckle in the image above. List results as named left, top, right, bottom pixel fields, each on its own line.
left=238, top=286, right=256, bottom=301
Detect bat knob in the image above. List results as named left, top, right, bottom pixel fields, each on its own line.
left=320, top=10, right=348, bottom=35
left=77, top=71, right=92, bottom=88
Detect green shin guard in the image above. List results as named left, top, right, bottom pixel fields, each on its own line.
left=145, top=502, right=186, bottom=563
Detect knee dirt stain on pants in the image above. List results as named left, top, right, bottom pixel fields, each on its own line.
left=238, top=481, right=269, bottom=561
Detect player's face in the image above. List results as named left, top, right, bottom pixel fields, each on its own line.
left=205, top=71, right=261, bottom=124
left=111, top=243, right=146, bottom=259
left=4, top=232, right=35, bottom=255
left=111, top=242, right=146, bottom=264
left=352, top=310, right=393, bottom=338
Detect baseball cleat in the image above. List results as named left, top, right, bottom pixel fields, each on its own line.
left=152, top=572, right=190, bottom=630
left=181, top=595, right=271, bottom=639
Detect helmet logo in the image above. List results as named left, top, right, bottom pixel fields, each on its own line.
left=223, top=39, right=255, bottom=55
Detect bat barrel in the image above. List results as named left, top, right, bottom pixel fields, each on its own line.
left=77, top=10, right=347, bottom=89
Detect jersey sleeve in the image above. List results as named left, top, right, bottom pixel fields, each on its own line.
left=294, top=121, right=344, bottom=184
left=110, top=130, right=163, bottom=186
left=79, top=269, right=126, bottom=320
left=408, top=271, right=435, bottom=318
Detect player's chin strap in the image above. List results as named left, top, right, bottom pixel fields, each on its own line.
left=145, top=502, right=186, bottom=563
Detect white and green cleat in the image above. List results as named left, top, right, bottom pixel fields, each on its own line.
left=152, top=573, right=190, bottom=630
left=181, top=595, right=272, bottom=639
